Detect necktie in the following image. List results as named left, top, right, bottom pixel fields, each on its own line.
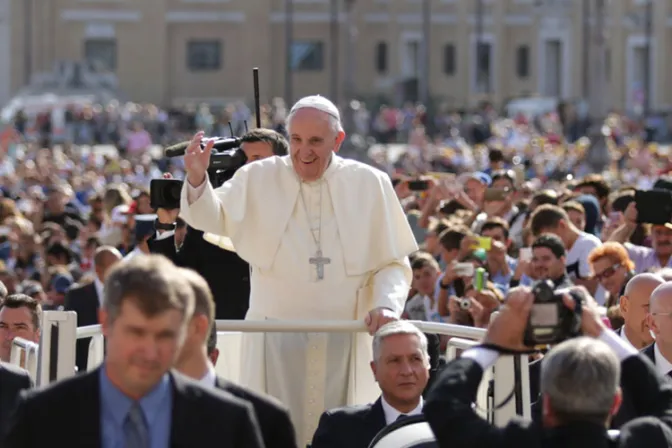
left=124, top=402, right=149, bottom=448
left=395, top=414, right=409, bottom=423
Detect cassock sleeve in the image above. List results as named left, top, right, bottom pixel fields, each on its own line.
left=372, top=259, right=412, bottom=316
left=179, top=168, right=250, bottom=238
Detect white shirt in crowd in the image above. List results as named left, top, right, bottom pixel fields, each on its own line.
left=199, top=363, right=218, bottom=388
left=381, top=396, right=424, bottom=426
left=565, top=232, right=602, bottom=281
left=619, top=326, right=637, bottom=349
left=654, top=343, right=672, bottom=377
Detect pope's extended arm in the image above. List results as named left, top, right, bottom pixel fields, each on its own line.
left=179, top=172, right=249, bottom=237
left=372, top=258, right=412, bottom=316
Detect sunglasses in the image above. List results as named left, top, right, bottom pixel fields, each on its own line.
left=594, top=263, right=621, bottom=281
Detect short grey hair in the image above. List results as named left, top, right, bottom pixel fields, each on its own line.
left=372, top=321, right=428, bottom=363
left=541, top=337, right=620, bottom=424
left=103, top=254, right=195, bottom=325
left=286, top=108, right=344, bottom=135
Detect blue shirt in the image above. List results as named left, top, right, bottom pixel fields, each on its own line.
left=99, top=365, right=173, bottom=448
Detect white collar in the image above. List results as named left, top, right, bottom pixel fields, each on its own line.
left=380, top=395, right=423, bottom=425
left=619, top=326, right=636, bottom=348
left=198, top=362, right=217, bottom=388
left=654, top=343, right=672, bottom=377
left=94, top=277, right=104, bottom=306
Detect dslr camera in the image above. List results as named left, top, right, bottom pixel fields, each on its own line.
left=523, top=280, right=582, bottom=347
left=150, top=137, right=248, bottom=210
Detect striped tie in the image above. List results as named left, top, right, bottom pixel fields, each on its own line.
left=124, top=402, right=149, bottom=448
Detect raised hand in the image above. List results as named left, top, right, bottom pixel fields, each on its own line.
left=184, top=131, right=215, bottom=187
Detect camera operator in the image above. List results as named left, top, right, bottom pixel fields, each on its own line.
left=424, top=286, right=672, bottom=447
left=149, top=128, right=289, bottom=319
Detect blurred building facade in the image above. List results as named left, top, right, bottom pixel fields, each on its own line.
left=7, top=0, right=672, bottom=113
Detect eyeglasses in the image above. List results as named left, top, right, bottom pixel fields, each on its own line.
left=651, top=311, right=672, bottom=318
left=594, top=263, right=621, bottom=281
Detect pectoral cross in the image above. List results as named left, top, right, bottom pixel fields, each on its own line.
left=309, top=249, right=331, bottom=280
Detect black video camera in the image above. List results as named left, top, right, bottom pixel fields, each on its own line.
left=523, top=280, right=582, bottom=347
left=150, top=137, right=248, bottom=210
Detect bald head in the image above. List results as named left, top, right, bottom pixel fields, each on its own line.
left=650, top=282, right=672, bottom=311
left=624, top=273, right=665, bottom=298
left=94, top=246, right=122, bottom=281
left=620, top=273, right=663, bottom=348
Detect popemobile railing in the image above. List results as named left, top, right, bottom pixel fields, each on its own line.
left=10, top=311, right=531, bottom=434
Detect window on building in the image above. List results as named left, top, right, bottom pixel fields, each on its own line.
left=443, top=44, right=456, bottom=75
left=475, top=41, right=492, bottom=93
left=376, top=42, right=388, bottom=74
left=187, top=40, right=222, bottom=71
left=516, top=45, right=529, bottom=78
left=291, top=41, right=324, bottom=71
left=84, top=39, right=117, bottom=71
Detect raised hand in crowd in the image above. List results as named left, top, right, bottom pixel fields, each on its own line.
left=184, top=131, right=215, bottom=187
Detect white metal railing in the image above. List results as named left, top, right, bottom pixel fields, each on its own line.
left=76, top=325, right=105, bottom=371
left=8, top=311, right=78, bottom=386
left=9, top=337, right=39, bottom=382
left=15, top=312, right=531, bottom=437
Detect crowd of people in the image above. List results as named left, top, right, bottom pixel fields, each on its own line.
left=0, top=91, right=671, bottom=447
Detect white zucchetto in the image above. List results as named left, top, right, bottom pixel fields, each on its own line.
left=289, top=95, right=341, bottom=121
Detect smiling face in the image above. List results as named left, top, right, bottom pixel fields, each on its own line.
left=288, top=108, right=345, bottom=182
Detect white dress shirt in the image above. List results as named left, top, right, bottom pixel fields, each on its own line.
left=94, top=277, right=104, bottom=306
left=198, top=363, right=218, bottom=388
left=380, top=395, right=423, bottom=425
left=653, top=343, right=672, bottom=377
left=619, top=326, right=637, bottom=349
left=123, top=246, right=145, bottom=261
left=462, top=328, right=639, bottom=371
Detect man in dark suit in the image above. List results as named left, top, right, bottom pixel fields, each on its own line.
left=425, top=286, right=672, bottom=448
left=1, top=255, right=264, bottom=447
left=149, top=128, right=289, bottom=320
left=175, top=267, right=297, bottom=448
left=311, top=321, right=430, bottom=448
left=0, top=362, right=32, bottom=427
left=64, top=246, right=122, bottom=373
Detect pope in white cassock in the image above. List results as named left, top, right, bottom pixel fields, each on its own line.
left=179, top=96, right=418, bottom=444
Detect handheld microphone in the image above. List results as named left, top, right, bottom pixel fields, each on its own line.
left=163, top=137, right=242, bottom=158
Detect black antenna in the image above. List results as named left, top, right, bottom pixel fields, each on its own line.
left=253, top=67, right=261, bottom=128
left=243, top=121, right=249, bottom=132
left=228, top=122, right=234, bottom=136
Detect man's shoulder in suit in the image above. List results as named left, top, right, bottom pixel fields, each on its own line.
left=323, top=401, right=376, bottom=418
left=215, top=376, right=297, bottom=448
left=20, top=366, right=96, bottom=403
left=65, top=282, right=96, bottom=303
left=169, top=371, right=265, bottom=446
left=0, top=361, right=32, bottom=383
left=216, top=376, right=288, bottom=413
left=171, top=370, right=256, bottom=412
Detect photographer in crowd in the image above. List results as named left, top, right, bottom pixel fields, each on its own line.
left=149, top=128, right=288, bottom=319
left=424, top=285, right=672, bottom=447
